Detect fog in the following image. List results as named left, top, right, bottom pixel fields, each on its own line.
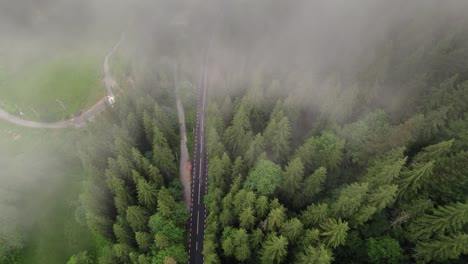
left=1, top=0, right=468, bottom=260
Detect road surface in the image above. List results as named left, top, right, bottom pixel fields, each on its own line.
left=188, top=62, right=209, bottom=264
left=0, top=37, right=121, bottom=129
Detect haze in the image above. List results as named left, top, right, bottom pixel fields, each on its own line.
left=1, top=1, right=467, bottom=263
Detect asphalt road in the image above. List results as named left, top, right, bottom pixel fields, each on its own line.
left=188, top=62, right=209, bottom=264
left=0, top=37, right=121, bottom=129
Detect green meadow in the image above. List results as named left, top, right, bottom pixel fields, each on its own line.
left=0, top=39, right=106, bottom=122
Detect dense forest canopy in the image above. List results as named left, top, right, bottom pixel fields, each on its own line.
left=0, top=0, right=467, bottom=263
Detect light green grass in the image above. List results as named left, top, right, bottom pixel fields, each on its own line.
left=0, top=121, right=95, bottom=264
left=0, top=54, right=104, bottom=122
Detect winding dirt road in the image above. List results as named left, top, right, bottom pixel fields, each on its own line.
left=174, top=63, right=192, bottom=209
left=0, top=37, right=122, bottom=129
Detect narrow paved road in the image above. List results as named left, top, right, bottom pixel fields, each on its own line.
left=188, top=62, right=209, bottom=264
left=0, top=37, right=122, bottom=129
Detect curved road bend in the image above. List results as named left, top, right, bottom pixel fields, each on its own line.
left=188, top=62, right=209, bottom=264
left=0, top=37, right=122, bottom=129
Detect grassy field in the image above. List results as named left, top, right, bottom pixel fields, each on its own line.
left=0, top=54, right=104, bottom=122
left=0, top=120, right=96, bottom=264
left=0, top=34, right=111, bottom=122
left=0, top=35, right=118, bottom=263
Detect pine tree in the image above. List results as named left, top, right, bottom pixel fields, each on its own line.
left=350, top=205, right=377, bottom=227
left=264, top=112, right=291, bottom=163
left=398, top=161, right=434, bottom=199
left=109, top=177, right=134, bottom=215
left=113, top=243, right=132, bottom=262
left=299, top=229, right=321, bottom=248
left=224, top=104, right=253, bottom=156
left=256, top=196, right=270, bottom=218
left=250, top=228, right=265, bottom=248
left=135, top=231, right=152, bottom=252
left=113, top=216, right=133, bottom=245
left=152, top=102, right=177, bottom=145
left=231, top=157, right=246, bottom=180
left=208, top=153, right=232, bottom=192
left=331, top=182, right=369, bottom=219
left=157, top=188, right=177, bottom=220
left=221, top=228, right=235, bottom=257
left=367, top=236, right=404, bottom=264
left=222, top=228, right=252, bottom=262
left=220, top=193, right=235, bottom=226
left=233, top=228, right=251, bottom=261
left=267, top=206, right=286, bottom=231
left=280, top=218, right=304, bottom=241
left=261, top=235, right=289, bottom=264
left=243, top=75, right=265, bottom=122
left=152, top=126, right=177, bottom=181
left=301, top=167, right=327, bottom=206
left=301, top=203, right=329, bottom=227
left=207, top=102, right=225, bottom=136
left=126, top=206, right=149, bottom=232
left=116, top=154, right=133, bottom=178
left=239, top=207, right=256, bottom=230
left=430, top=150, right=468, bottom=202
left=136, top=178, right=158, bottom=209
left=320, top=218, right=349, bottom=249
left=295, top=132, right=344, bottom=173
left=413, top=140, right=453, bottom=163
left=295, top=244, right=334, bottom=264
left=280, top=157, right=304, bottom=203
left=368, top=185, right=398, bottom=211
left=206, top=125, right=226, bottom=159
left=203, top=238, right=221, bottom=264
left=410, top=202, right=468, bottom=240
left=362, top=147, right=407, bottom=188
left=415, top=234, right=468, bottom=263
left=245, top=133, right=266, bottom=166
left=245, top=159, right=282, bottom=197
left=139, top=254, right=152, bottom=264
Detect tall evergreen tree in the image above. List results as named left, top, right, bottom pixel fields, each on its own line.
left=261, top=235, right=289, bottom=264
left=320, top=218, right=349, bottom=249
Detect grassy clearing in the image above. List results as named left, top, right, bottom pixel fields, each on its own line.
left=0, top=121, right=95, bottom=264
left=0, top=54, right=104, bottom=122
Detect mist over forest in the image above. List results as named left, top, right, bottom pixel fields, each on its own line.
left=0, top=1, right=467, bottom=264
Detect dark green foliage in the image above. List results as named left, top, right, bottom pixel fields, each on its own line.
left=71, top=5, right=468, bottom=264
left=222, top=228, right=252, bottom=261
left=126, top=206, right=149, bottom=232
left=224, top=104, right=254, bottom=156
left=320, top=218, right=349, bottom=249
left=261, top=234, right=289, bottom=264
left=264, top=111, right=292, bottom=163
left=295, top=132, right=344, bottom=173
left=78, top=87, right=187, bottom=263
left=410, top=202, right=468, bottom=241
left=367, top=237, right=404, bottom=264
left=245, top=159, right=282, bottom=196
left=280, top=218, right=304, bottom=242
left=152, top=127, right=177, bottom=181
left=415, top=234, right=468, bottom=262
left=295, top=245, right=333, bottom=264
left=66, top=251, right=93, bottom=264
